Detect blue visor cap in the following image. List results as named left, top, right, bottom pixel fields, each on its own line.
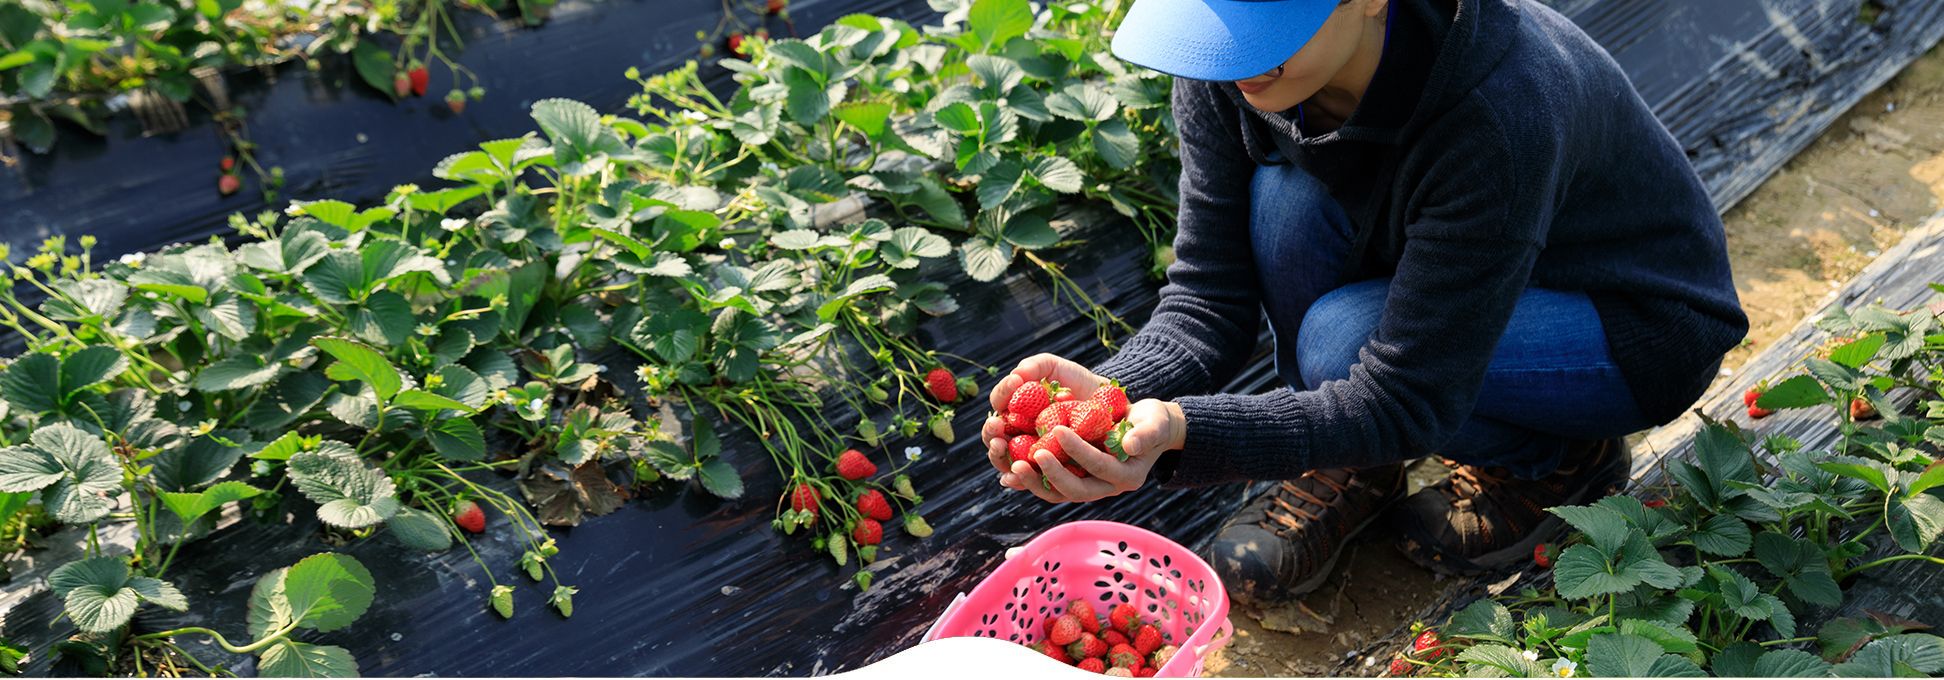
left=1110, top=0, right=1338, bottom=82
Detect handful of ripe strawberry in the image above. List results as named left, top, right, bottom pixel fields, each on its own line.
left=997, top=381, right=1135, bottom=485
left=1021, top=600, right=1176, bottom=676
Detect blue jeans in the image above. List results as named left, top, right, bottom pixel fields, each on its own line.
left=1250, top=163, right=1652, bottom=479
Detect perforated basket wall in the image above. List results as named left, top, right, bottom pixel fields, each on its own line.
left=922, top=521, right=1231, bottom=677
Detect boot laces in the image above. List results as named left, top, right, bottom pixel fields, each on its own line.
left=1261, top=469, right=1354, bottom=535
left=1440, top=458, right=1511, bottom=500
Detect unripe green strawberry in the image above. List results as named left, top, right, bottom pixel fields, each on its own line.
left=829, top=531, right=849, bottom=566
left=490, top=584, right=514, bottom=619
left=893, top=474, right=916, bottom=499
left=904, top=513, right=933, bottom=538
left=857, top=419, right=880, bottom=447
left=929, top=411, right=955, bottom=443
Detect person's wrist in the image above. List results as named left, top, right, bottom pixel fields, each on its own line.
left=1164, top=401, right=1188, bottom=452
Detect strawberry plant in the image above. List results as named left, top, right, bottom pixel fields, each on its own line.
left=631, top=0, right=1180, bottom=347
left=1403, top=290, right=1944, bottom=677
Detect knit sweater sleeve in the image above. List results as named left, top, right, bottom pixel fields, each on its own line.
left=1091, top=80, right=1263, bottom=400
left=1162, top=111, right=1549, bottom=487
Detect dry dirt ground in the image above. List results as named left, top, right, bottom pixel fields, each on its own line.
left=1203, top=44, right=1944, bottom=677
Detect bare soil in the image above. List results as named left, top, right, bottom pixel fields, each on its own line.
left=1204, top=43, right=1944, bottom=677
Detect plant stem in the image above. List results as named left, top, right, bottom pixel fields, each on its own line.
left=1838, top=553, right=1944, bottom=579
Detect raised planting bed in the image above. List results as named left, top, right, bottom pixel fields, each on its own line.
left=1352, top=215, right=1944, bottom=677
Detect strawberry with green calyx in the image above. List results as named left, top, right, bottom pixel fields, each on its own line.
left=892, top=474, right=916, bottom=499
left=1069, top=401, right=1114, bottom=443
left=1107, top=643, right=1141, bottom=668
left=490, top=584, right=514, bottom=618
left=1387, top=657, right=1413, bottom=676
left=1050, top=383, right=1076, bottom=403
left=1032, top=641, right=1070, bottom=663
left=929, top=411, right=956, bottom=443
left=790, top=483, right=821, bottom=525
left=1008, top=380, right=1052, bottom=421
left=1109, top=603, right=1140, bottom=634
left=857, top=419, right=880, bottom=447
left=1067, top=599, right=1100, bottom=634
left=1534, top=542, right=1557, bottom=568
left=1105, top=421, right=1135, bottom=461
left=1067, top=632, right=1107, bottom=659
left=1851, top=396, right=1878, bottom=420
left=727, top=31, right=748, bottom=56
left=445, top=89, right=466, bottom=114
left=1412, top=630, right=1445, bottom=660
left=957, top=376, right=979, bottom=400
left=855, top=489, right=893, bottom=521
left=828, top=532, right=849, bottom=566
left=453, top=499, right=486, bottom=533
left=1077, top=658, right=1106, bottom=673
left=1092, top=382, right=1130, bottom=421
left=852, top=518, right=882, bottom=546
left=1132, top=625, right=1163, bottom=656
left=1036, top=401, right=1078, bottom=436
left=925, top=367, right=959, bottom=402
left=1149, top=645, right=1178, bottom=669
left=392, top=71, right=412, bottom=97
left=220, top=156, right=235, bottom=172
left=407, top=63, right=429, bottom=96
left=1050, top=615, right=1084, bottom=645
left=218, top=174, right=241, bottom=196
left=835, top=449, right=876, bottom=480
left=903, top=513, right=932, bottom=538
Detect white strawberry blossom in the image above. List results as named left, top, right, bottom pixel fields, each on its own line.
left=528, top=398, right=545, bottom=412
left=441, top=218, right=467, bottom=232
left=681, top=110, right=708, bottom=122
left=1551, top=658, right=1576, bottom=678
left=117, top=252, right=146, bottom=267
left=1521, top=650, right=1539, bottom=662
left=904, top=446, right=922, bottom=462
left=719, top=237, right=737, bottom=250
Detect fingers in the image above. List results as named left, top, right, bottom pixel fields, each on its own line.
left=989, top=373, right=1025, bottom=412
left=1035, top=448, right=1112, bottom=500
left=1012, top=354, right=1105, bottom=395
left=1057, top=428, right=1138, bottom=492
left=1119, top=418, right=1168, bottom=460
left=986, top=434, right=1011, bottom=476
left=1012, top=460, right=1065, bottom=503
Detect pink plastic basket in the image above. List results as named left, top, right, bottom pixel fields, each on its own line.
left=922, top=521, right=1233, bottom=677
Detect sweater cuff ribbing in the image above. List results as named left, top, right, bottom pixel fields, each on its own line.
left=1091, top=332, right=1212, bottom=401
left=1162, top=391, right=1314, bottom=488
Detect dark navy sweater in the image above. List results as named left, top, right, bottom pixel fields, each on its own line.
left=1093, top=0, right=1748, bottom=487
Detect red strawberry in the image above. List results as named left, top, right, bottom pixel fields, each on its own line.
left=1069, top=401, right=1114, bottom=443
left=1077, top=658, right=1106, bottom=674
left=453, top=500, right=486, bottom=533
left=1534, top=542, right=1556, bottom=569
left=925, top=367, right=958, bottom=402
left=1388, top=657, right=1413, bottom=676
left=1851, top=397, right=1878, bottom=420
left=220, top=156, right=235, bottom=172
left=727, top=31, right=747, bottom=56
left=1067, top=632, right=1107, bottom=660
left=852, top=518, right=882, bottom=545
left=1412, top=630, right=1444, bottom=660
left=1092, top=383, right=1130, bottom=421
left=1009, top=380, right=1052, bottom=421
left=791, top=483, right=820, bottom=525
left=1748, top=404, right=1774, bottom=419
left=1132, top=625, right=1163, bottom=656
left=445, top=89, right=466, bottom=114
left=217, top=174, right=241, bottom=196
left=392, top=72, right=411, bottom=97
left=1051, top=384, right=1077, bottom=402
left=1033, top=435, right=1066, bottom=464
left=1136, top=669, right=1156, bottom=678
left=1744, top=387, right=1763, bottom=407
left=1103, top=629, right=1130, bottom=648
left=1009, top=434, right=1041, bottom=470
left=1036, top=401, right=1077, bottom=436
left=1067, top=599, right=1100, bottom=634
left=1109, top=603, right=1140, bottom=633
left=765, top=0, right=786, bottom=13
left=1004, top=408, right=1037, bottom=435
left=1050, top=615, right=1086, bottom=646
left=855, top=489, right=893, bottom=521
left=408, top=65, right=429, bottom=96
left=1031, top=640, right=1069, bottom=663
left=1108, top=643, right=1141, bottom=668
left=835, top=449, right=877, bottom=480
left=1642, top=498, right=1667, bottom=509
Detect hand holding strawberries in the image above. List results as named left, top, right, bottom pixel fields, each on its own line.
left=981, top=354, right=1187, bottom=503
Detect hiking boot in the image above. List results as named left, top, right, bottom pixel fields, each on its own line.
left=1392, top=438, right=1629, bottom=575
left=1207, top=463, right=1406, bottom=605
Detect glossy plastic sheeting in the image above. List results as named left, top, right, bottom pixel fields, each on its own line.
left=0, top=0, right=940, bottom=258
left=0, top=207, right=1277, bottom=676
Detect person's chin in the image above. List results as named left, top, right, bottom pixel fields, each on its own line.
left=1239, top=89, right=1302, bottom=113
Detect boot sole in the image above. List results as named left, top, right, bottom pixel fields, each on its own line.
left=1395, top=440, right=1630, bottom=577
